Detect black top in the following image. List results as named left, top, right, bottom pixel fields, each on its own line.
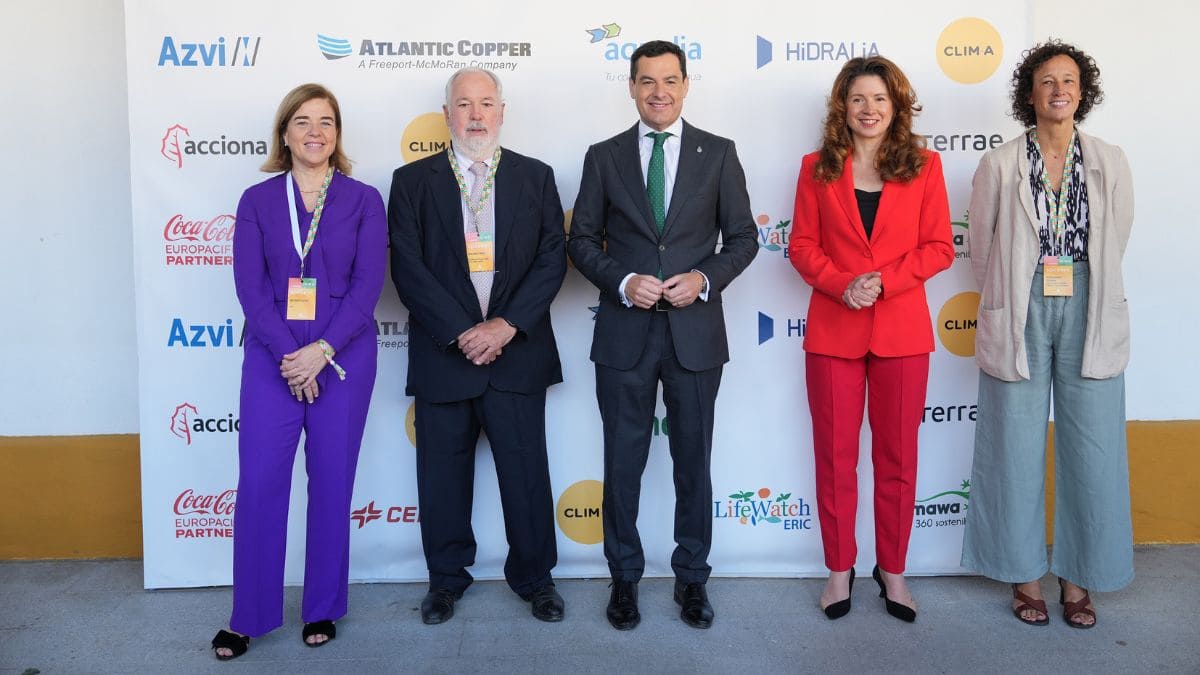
left=855, top=189, right=882, bottom=240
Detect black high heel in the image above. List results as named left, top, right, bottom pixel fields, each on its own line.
left=821, top=567, right=856, bottom=620
left=872, top=565, right=916, bottom=623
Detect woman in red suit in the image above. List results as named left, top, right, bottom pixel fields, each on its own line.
left=789, top=56, right=953, bottom=622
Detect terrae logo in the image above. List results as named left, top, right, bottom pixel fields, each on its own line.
left=714, top=487, right=813, bottom=530
left=936, top=18, right=1003, bottom=84
left=936, top=292, right=980, bottom=357
left=585, top=23, right=621, bottom=43
left=556, top=480, right=604, bottom=544
left=318, top=34, right=353, bottom=60
left=169, top=402, right=198, bottom=444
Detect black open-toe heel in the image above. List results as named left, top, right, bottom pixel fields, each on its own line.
left=211, top=629, right=249, bottom=660
left=872, top=565, right=916, bottom=623
left=822, top=567, right=856, bottom=620
left=302, top=620, right=337, bottom=647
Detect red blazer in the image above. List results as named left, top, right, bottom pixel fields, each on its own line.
left=789, top=149, right=954, bottom=358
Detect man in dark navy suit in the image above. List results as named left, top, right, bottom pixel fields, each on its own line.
left=567, top=41, right=758, bottom=630
left=388, top=67, right=566, bottom=625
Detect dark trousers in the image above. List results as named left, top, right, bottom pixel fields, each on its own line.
left=413, top=387, right=557, bottom=597
left=596, top=312, right=722, bottom=584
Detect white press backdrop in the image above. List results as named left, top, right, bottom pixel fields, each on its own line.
left=126, top=0, right=1031, bottom=588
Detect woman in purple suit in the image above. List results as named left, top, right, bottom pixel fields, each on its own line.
left=211, top=83, right=387, bottom=660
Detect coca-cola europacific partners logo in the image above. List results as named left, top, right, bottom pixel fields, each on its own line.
left=160, top=123, right=267, bottom=168
left=350, top=500, right=419, bottom=529
left=173, top=488, right=236, bottom=539
left=164, top=214, right=235, bottom=266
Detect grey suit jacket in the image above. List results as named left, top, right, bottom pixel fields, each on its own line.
left=567, top=120, right=757, bottom=371
left=969, top=130, right=1134, bottom=381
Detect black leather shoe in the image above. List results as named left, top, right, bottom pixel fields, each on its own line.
left=525, top=584, right=565, bottom=622
left=606, top=580, right=640, bottom=630
left=822, top=567, right=856, bottom=620
left=674, top=582, right=714, bottom=629
left=872, top=565, right=917, bottom=623
left=420, top=588, right=462, bottom=625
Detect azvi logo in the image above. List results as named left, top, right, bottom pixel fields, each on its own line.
left=167, top=318, right=237, bottom=348
left=158, top=36, right=261, bottom=67
left=317, top=34, right=353, bottom=60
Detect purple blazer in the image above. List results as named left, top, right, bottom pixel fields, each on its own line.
left=233, top=171, right=387, bottom=363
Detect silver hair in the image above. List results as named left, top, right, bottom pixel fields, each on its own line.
left=444, top=67, right=504, bottom=106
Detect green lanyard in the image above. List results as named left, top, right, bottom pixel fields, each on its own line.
left=286, top=167, right=334, bottom=277
left=446, top=146, right=502, bottom=230
left=1031, top=129, right=1078, bottom=249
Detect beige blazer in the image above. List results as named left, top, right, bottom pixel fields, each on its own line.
left=968, top=130, right=1134, bottom=381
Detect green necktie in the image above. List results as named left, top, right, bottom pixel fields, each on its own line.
left=646, top=131, right=671, bottom=234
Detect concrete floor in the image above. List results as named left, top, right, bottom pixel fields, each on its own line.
left=2, top=545, right=1197, bottom=674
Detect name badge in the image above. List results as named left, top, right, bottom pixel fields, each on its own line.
left=287, top=277, right=317, bottom=320
left=466, top=231, right=496, bottom=273
left=1042, top=255, right=1073, bottom=297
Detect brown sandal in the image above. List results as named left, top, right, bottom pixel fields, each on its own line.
left=1011, top=584, right=1049, bottom=626
left=1058, top=582, right=1097, bottom=629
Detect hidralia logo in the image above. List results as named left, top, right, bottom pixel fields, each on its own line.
left=756, top=35, right=878, bottom=69
left=164, top=214, right=235, bottom=267
left=174, top=488, right=236, bottom=539
left=160, top=124, right=267, bottom=169
left=169, top=403, right=239, bottom=445
left=167, top=318, right=238, bottom=348
left=317, top=34, right=353, bottom=60
left=158, top=36, right=261, bottom=67
left=757, top=312, right=806, bottom=345
left=756, top=213, right=791, bottom=254
left=350, top=500, right=419, bottom=529
left=714, top=487, right=813, bottom=531
left=914, top=479, right=970, bottom=529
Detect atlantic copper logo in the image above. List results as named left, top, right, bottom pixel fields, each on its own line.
left=164, top=214, right=235, bottom=266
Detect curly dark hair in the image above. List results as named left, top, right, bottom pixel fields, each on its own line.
left=1010, top=40, right=1104, bottom=128
left=814, top=55, right=926, bottom=184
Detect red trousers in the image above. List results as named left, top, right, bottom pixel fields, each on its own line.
left=805, top=351, right=929, bottom=574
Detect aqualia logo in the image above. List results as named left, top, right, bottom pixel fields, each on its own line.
left=317, top=34, right=353, bottom=60
left=589, top=25, right=702, bottom=75
left=714, top=487, right=813, bottom=531
left=913, top=479, right=970, bottom=529
left=585, top=23, right=621, bottom=43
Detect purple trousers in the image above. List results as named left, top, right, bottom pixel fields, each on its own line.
left=229, top=332, right=376, bottom=637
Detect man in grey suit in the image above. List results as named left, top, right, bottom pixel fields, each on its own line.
left=567, top=40, right=757, bottom=631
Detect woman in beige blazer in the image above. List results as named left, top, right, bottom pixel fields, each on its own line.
left=960, top=41, right=1134, bottom=630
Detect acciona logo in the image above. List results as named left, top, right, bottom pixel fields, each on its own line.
left=160, top=124, right=267, bottom=169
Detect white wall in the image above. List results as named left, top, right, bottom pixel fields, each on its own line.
left=1, top=1, right=138, bottom=435
left=1, top=0, right=1195, bottom=436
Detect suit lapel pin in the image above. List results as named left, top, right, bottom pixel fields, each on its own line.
left=697, top=146, right=703, bottom=153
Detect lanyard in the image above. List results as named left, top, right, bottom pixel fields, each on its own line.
left=1032, top=129, right=1078, bottom=248
left=286, top=167, right=334, bottom=276
left=447, top=146, right=501, bottom=232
